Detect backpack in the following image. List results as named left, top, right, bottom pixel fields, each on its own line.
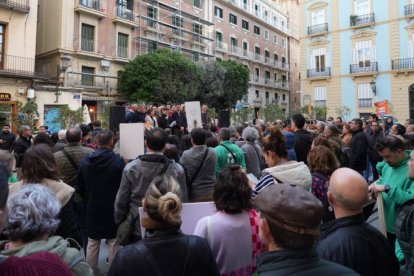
left=395, top=199, right=414, bottom=275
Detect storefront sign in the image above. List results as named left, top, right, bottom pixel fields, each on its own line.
left=0, top=93, right=11, bottom=101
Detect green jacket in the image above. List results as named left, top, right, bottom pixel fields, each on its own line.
left=214, top=140, right=246, bottom=176
left=0, top=236, right=92, bottom=276
left=377, top=151, right=414, bottom=234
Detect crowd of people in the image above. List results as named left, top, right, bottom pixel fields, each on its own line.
left=0, top=107, right=414, bottom=275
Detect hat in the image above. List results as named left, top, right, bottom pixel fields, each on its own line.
left=253, top=183, right=323, bottom=235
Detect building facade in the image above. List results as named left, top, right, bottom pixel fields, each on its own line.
left=0, top=0, right=37, bottom=131
left=300, top=0, right=414, bottom=121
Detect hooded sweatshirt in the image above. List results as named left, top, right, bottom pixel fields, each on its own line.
left=293, top=129, right=313, bottom=164
left=253, top=161, right=312, bottom=197
left=0, top=236, right=92, bottom=276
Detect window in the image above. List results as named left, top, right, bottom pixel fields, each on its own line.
left=265, top=50, right=270, bottom=62
left=216, top=32, right=223, bottom=47
left=193, top=53, right=199, bottom=61
left=193, top=0, right=202, bottom=8
left=230, top=37, right=238, bottom=52
left=274, top=54, right=278, bottom=61
left=273, top=15, right=278, bottom=25
left=148, top=41, right=158, bottom=52
left=242, top=0, right=248, bottom=10
left=255, top=90, right=259, bottom=97
left=264, top=30, right=269, bottom=40
left=242, top=20, right=249, bottom=30
left=265, top=92, right=269, bottom=103
left=274, top=73, right=277, bottom=81
left=274, top=92, right=278, bottom=100
left=353, top=40, right=375, bottom=67
left=265, top=71, right=270, bottom=82
left=214, top=6, right=223, bottom=19
left=254, top=25, right=260, bottom=35
left=254, top=4, right=260, bottom=16
left=118, top=33, right=128, bottom=58
left=255, top=46, right=260, bottom=59
left=147, top=6, right=158, bottom=27
left=0, top=24, right=4, bottom=67
left=314, top=86, right=327, bottom=107
left=255, top=68, right=259, bottom=81
left=243, top=41, right=248, bottom=56
left=311, top=48, right=327, bottom=72
left=193, top=23, right=202, bottom=35
left=264, top=10, right=269, bottom=21
left=230, top=13, right=237, bottom=25
left=81, top=24, right=94, bottom=52
left=282, top=94, right=286, bottom=101
left=273, top=35, right=278, bottom=44
left=355, top=0, right=370, bottom=15
left=312, top=9, right=325, bottom=25
left=281, top=38, right=286, bottom=47
left=172, top=15, right=184, bottom=27
left=81, top=66, right=95, bottom=86
left=409, top=33, right=414, bottom=58
left=357, top=83, right=373, bottom=107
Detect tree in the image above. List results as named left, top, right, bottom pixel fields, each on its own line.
left=53, top=106, right=84, bottom=129
left=197, top=61, right=226, bottom=103
left=300, top=105, right=328, bottom=120
left=19, top=101, right=40, bottom=129
left=119, top=49, right=200, bottom=104
left=263, top=104, right=286, bottom=123
left=231, top=107, right=254, bottom=125
left=335, top=106, right=352, bottom=121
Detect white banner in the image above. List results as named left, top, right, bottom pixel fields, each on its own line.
left=120, top=123, right=145, bottom=160
left=185, top=101, right=202, bottom=132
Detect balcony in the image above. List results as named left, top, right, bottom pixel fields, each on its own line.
left=0, top=0, right=29, bottom=13
left=358, top=98, right=372, bottom=108
left=307, top=67, right=331, bottom=79
left=273, top=60, right=289, bottom=71
left=350, top=62, right=378, bottom=75
left=0, top=54, right=34, bottom=77
left=113, top=6, right=136, bottom=27
left=67, top=71, right=119, bottom=91
left=392, top=57, right=414, bottom=71
left=350, top=13, right=375, bottom=28
left=229, top=45, right=240, bottom=57
left=75, top=0, right=106, bottom=18
left=215, top=41, right=228, bottom=53
left=307, top=23, right=328, bottom=36
left=405, top=4, right=414, bottom=18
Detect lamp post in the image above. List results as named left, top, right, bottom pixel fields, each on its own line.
left=55, top=55, right=71, bottom=103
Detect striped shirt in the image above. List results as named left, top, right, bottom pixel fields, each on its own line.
left=252, top=173, right=277, bottom=198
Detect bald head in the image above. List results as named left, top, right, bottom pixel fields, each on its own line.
left=66, top=127, right=82, bottom=143
left=328, top=168, right=368, bottom=216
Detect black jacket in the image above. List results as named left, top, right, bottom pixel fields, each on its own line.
left=395, top=199, right=414, bottom=275
left=293, top=129, right=313, bottom=164
left=77, top=148, right=125, bottom=239
left=350, top=129, right=368, bottom=172
left=108, top=228, right=218, bottom=276
left=126, top=111, right=145, bottom=123
left=56, top=196, right=82, bottom=245
left=367, top=130, right=383, bottom=163
left=157, top=115, right=169, bottom=129
left=257, top=248, right=357, bottom=276
left=0, top=131, right=16, bottom=151
left=13, top=136, right=31, bottom=167
left=170, top=111, right=187, bottom=128
left=317, top=214, right=399, bottom=276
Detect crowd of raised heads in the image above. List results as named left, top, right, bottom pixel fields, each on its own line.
left=1, top=107, right=414, bottom=275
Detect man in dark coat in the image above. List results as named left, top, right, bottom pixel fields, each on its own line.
left=13, top=125, right=32, bottom=168
left=349, top=118, right=368, bottom=174
left=76, top=131, right=125, bottom=274
left=367, top=121, right=383, bottom=180
left=317, top=168, right=399, bottom=276
left=0, top=124, right=16, bottom=151
left=291, top=114, right=313, bottom=164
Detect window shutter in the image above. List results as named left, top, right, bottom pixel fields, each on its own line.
left=409, top=40, right=414, bottom=58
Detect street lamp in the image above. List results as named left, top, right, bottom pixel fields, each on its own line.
left=370, top=81, right=376, bottom=95
left=55, top=55, right=71, bottom=103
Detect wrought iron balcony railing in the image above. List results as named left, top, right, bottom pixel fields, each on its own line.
left=392, top=58, right=414, bottom=70
left=350, top=62, right=378, bottom=74
left=307, top=23, right=328, bottom=35
left=0, top=0, right=29, bottom=13
left=0, top=54, right=34, bottom=77
left=405, top=4, right=414, bottom=16
left=116, top=6, right=134, bottom=21
left=350, top=13, right=375, bottom=27
left=307, top=67, right=331, bottom=78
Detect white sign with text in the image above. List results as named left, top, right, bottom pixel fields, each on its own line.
left=185, top=101, right=202, bottom=132
left=120, top=123, right=145, bottom=160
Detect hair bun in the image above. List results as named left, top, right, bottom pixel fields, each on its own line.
left=158, top=192, right=182, bottom=226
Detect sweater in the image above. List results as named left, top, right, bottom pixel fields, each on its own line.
left=214, top=140, right=246, bottom=176
left=376, top=151, right=414, bottom=233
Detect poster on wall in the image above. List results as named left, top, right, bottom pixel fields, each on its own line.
left=185, top=101, right=202, bottom=132
left=120, top=123, right=145, bottom=160
left=44, top=106, right=62, bottom=133
left=374, top=100, right=391, bottom=117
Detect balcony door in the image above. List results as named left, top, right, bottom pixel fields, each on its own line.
left=409, top=33, right=414, bottom=58
left=311, top=48, right=327, bottom=72
left=0, top=24, right=4, bottom=70
left=312, top=9, right=325, bottom=25
left=355, top=0, right=370, bottom=15
left=353, top=41, right=375, bottom=68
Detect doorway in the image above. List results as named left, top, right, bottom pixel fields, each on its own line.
left=410, top=84, right=414, bottom=119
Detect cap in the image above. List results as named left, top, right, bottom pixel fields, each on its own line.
left=253, top=183, right=323, bottom=236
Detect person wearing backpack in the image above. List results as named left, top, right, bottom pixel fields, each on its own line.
left=214, top=128, right=246, bottom=176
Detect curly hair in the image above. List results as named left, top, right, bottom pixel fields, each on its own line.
left=6, top=185, right=60, bottom=242
left=307, top=145, right=339, bottom=175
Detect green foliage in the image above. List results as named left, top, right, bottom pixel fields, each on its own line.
left=232, top=107, right=254, bottom=125
left=53, top=105, right=84, bottom=129
left=99, top=101, right=115, bottom=130
left=263, top=104, right=286, bottom=123
left=119, top=49, right=200, bottom=104
left=300, top=105, right=328, bottom=120
left=19, top=101, right=40, bottom=129
left=335, top=106, right=352, bottom=121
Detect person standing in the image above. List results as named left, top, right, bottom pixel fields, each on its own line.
left=291, top=114, right=313, bottom=164
left=241, top=126, right=263, bottom=179
left=77, top=131, right=125, bottom=274
left=13, top=125, right=32, bottom=169
left=0, top=124, right=16, bottom=151
left=349, top=118, right=368, bottom=174
left=53, top=129, right=67, bottom=152
left=157, top=107, right=169, bottom=129
left=214, top=128, right=246, bottom=176
left=317, top=168, right=399, bottom=276
left=367, top=121, right=383, bottom=181
left=201, top=104, right=211, bottom=130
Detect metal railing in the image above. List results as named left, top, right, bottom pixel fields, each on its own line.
left=350, top=62, right=378, bottom=74
left=67, top=71, right=119, bottom=90
left=0, top=54, right=34, bottom=77
left=307, top=23, right=328, bottom=35
left=350, top=13, right=375, bottom=27
left=78, top=0, right=101, bottom=11
left=392, top=57, right=414, bottom=70
left=307, top=67, right=331, bottom=78
left=358, top=98, right=372, bottom=108
left=230, top=45, right=239, bottom=54
left=116, top=6, right=134, bottom=21
left=315, top=100, right=326, bottom=107
left=0, top=0, right=29, bottom=13
left=81, top=39, right=94, bottom=52
left=405, top=4, right=414, bottom=16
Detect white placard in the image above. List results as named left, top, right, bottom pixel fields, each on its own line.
left=139, top=201, right=216, bottom=237
left=185, top=101, right=202, bottom=132
left=120, top=123, right=145, bottom=160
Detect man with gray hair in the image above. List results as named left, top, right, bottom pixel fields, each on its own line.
left=53, top=129, right=67, bottom=153
left=241, top=126, right=264, bottom=178
left=12, top=125, right=32, bottom=169
left=214, top=127, right=246, bottom=176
